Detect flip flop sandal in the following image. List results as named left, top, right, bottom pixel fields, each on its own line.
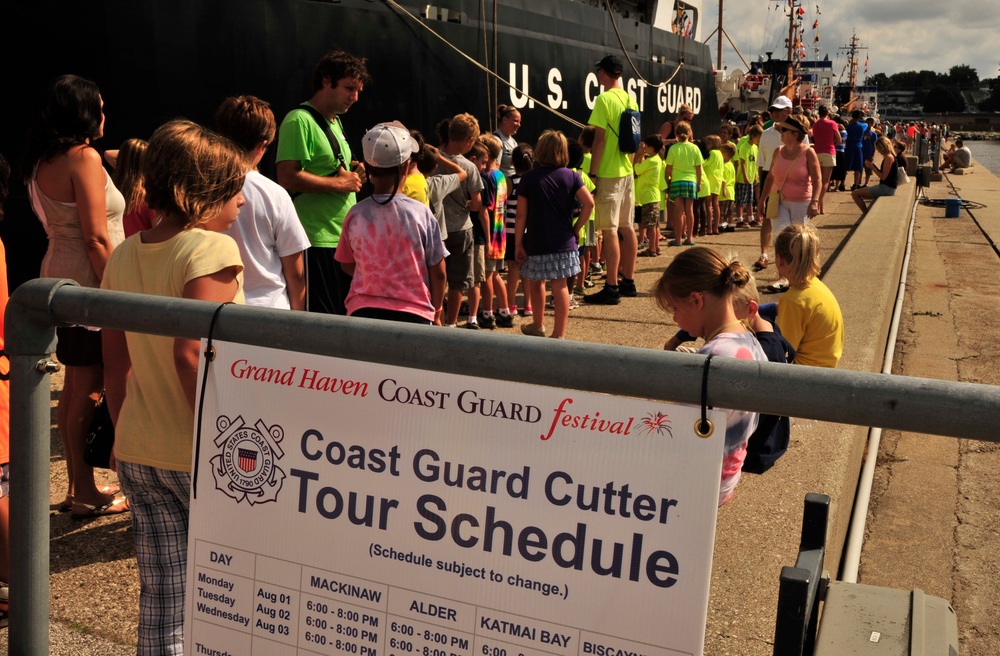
left=71, top=494, right=130, bottom=520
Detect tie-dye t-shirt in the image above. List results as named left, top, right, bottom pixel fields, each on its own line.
left=485, top=169, right=508, bottom=260
left=335, top=195, right=449, bottom=321
left=698, top=331, right=767, bottom=505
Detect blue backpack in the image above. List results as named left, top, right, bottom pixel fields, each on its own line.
left=609, top=89, right=641, bottom=153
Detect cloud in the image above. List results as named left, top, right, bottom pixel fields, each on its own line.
left=702, top=1, right=998, bottom=80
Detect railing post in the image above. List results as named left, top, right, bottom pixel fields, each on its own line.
left=5, top=279, right=76, bottom=655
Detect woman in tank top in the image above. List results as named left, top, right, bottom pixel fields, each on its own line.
left=22, top=75, right=127, bottom=518
left=756, top=114, right=821, bottom=291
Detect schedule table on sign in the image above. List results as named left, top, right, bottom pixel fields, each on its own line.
left=188, top=540, right=689, bottom=656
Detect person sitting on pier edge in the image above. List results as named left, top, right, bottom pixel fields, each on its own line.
left=942, top=139, right=972, bottom=172
left=851, top=136, right=898, bottom=216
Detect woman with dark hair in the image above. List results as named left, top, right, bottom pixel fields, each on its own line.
left=22, top=74, right=127, bottom=518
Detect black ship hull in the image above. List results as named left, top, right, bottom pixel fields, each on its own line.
left=2, top=0, right=717, bottom=285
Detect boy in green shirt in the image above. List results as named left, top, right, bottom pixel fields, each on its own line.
left=633, top=135, right=666, bottom=256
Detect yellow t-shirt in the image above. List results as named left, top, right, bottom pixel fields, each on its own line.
left=102, top=229, right=245, bottom=471
left=402, top=172, right=430, bottom=206
left=776, top=277, right=844, bottom=368
left=722, top=161, right=736, bottom=201
left=703, top=149, right=724, bottom=196
left=634, top=154, right=665, bottom=206
left=664, top=141, right=704, bottom=184
left=587, top=88, right=637, bottom=179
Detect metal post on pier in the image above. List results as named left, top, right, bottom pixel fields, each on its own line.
left=4, top=280, right=72, bottom=654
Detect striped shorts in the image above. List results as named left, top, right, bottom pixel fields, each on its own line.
left=118, top=461, right=192, bottom=655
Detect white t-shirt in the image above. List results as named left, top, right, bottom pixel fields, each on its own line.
left=758, top=125, right=810, bottom=172
left=225, top=170, right=312, bottom=309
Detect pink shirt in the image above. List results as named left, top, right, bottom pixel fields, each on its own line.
left=335, top=195, right=448, bottom=321
left=810, top=118, right=839, bottom=156
left=769, top=147, right=813, bottom=203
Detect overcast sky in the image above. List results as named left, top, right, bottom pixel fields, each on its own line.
left=700, top=1, right=1000, bottom=82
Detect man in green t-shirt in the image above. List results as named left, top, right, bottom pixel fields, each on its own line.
left=276, top=49, right=371, bottom=315
left=584, top=55, right=639, bottom=306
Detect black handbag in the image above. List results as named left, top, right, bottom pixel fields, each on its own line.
left=83, top=392, right=115, bottom=469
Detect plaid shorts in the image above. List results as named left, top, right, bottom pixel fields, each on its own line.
left=119, top=461, right=192, bottom=655
left=669, top=180, right=699, bottom=201
left=735, top=183, right=755, bottom=205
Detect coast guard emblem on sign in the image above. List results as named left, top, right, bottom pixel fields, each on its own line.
left=211, top=415, right=286, bottom=505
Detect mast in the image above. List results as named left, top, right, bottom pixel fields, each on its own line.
left=717, top=0, right=724, bottom=70
left=839, top=31, right=866, bottom=91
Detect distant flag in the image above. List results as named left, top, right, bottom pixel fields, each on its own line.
left=816, top=3, right=821, bottom=14
left=797, top=6, right=805, bottom=15
left=813, top=19, right=819, bottom=29
left=814, top=34, right=820, bottom=43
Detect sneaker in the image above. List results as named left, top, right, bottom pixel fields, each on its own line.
left=583, top=285, right=621, bottom=305
left=589, top=262, right=603, bottom=275
left=521, top=323, right=547, bottom=337
left=583, top=279, right=596, bottom=289
left=495, top=312, right=514, bottom=328
left=522, top=306, right=533, bottom=317
left=753, top=254, right=769, bottom=271
left=573, top=285, right=586, bottom=296
left=464, top=321, right=480, bottom=330
left=568, top=296, right=580, bottom=310
left=618, top=278, right=637, bottom=297
left=723, top=224, right=736, bottom=233
left=767, top=278, right=790, bottom=292
left=478, top=313, right=496, bottom=330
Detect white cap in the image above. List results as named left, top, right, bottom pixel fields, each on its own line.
left=769, top=95, right=793, bottom=110
left=362, top=121, right=418, bottom=168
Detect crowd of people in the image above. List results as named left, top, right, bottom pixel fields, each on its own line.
left=1, top=51, right=864, bottom=649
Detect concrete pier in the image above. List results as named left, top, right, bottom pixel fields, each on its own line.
left=6, top=161, right=1000, bottom=654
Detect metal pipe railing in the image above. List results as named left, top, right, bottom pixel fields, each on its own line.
left=6, top=279, right=1000, bottom=653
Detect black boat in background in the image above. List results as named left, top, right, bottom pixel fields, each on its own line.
left=1, top=0, right=717, bottom=287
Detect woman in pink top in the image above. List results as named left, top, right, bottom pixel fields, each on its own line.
left=809, top=106, right=841, bottom=214
left=757, top=115, right=821, bottom=291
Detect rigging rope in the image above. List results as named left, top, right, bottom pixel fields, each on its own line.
left=601, top=0, right=684, bottom=89
left=383, top=0, right=585, bottom=129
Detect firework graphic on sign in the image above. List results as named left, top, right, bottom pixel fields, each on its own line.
left=639, top=412, right=673, bottom=438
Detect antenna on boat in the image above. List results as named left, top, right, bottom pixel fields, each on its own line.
left=703, top=1, right=750, bottom=71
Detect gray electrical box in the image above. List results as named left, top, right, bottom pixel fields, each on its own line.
left=813, top=582, right=958, bottom=656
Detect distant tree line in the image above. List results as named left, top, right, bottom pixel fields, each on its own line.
left=865, top=65, right=1000, bottom=113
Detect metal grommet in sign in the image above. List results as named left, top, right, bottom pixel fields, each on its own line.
left=694, top=417, right=714, bottom=438
left=205, top=346, right=217, bottom=363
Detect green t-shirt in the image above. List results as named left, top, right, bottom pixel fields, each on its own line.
left=703, top=149, right=724, bottom=195
left=734, top=136, right=759, bottom=184
left=587, top=88, right=637, bottom=179
left=664, top=141, right=704, bottom=184
left=634, top=154, right=665, bottom=205
left=722, top=161, right=736, bottom=201
left=275, top=104, right=355, bottom=248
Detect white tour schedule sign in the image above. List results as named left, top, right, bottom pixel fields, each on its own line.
left=185, top=340, right=725, bottom=656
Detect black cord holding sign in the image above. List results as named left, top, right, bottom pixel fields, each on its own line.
left=192, top=302, right=232, bottom=499
left=696, top=354, right=714, bottom=438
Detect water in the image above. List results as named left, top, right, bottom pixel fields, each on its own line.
left=967, top=140, right=1000, bottom=176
